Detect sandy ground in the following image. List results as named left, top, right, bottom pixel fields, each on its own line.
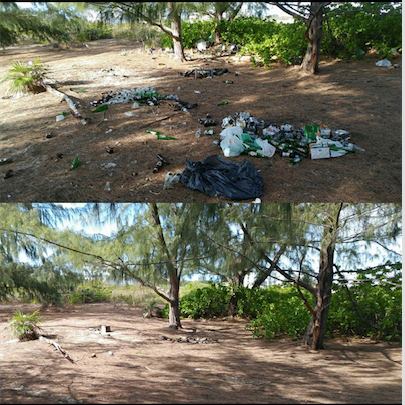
left=0, top=303, right=402, bottom=404
left=0, top=39, right=401, bottom=203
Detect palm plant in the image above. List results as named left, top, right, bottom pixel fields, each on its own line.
left=4, top=58, right=48, bottom=94
left=10, top=310, right=42, bottom=341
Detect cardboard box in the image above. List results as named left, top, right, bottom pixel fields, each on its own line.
left=310, top=145, right=331, bottom=159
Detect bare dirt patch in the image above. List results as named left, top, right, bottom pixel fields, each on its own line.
left=0, top=39, right=401, bottom=202
left=0, top=303, right=401, bottom=404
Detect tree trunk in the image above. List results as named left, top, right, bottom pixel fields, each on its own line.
left=303, top=209, right=340, bottom=350
left=303, top=246, right=334, bottom=349
left=300, top=2, right=324, bottom=74
left=214, top=13, right=223, bottom=45
left=168, top=298, right=182, bottom=329
left=227, top=273, right=245, bottom=317
left=169, top=3, right=185, bottom=61
left=252, top=270, right=269, bottom=288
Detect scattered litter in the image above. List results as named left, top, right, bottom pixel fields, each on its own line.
left=153, top=154, right=169, bottom=173
left=146, top=129, right=176, bottom=140
left=223, top=80, right=234, bottom=84
left=180, top=155, right=263, bottom=200
left=105, top=146, right=114, bottom=154
left=132, top=101, right=140, bottom=109
left=182, top=68, right=229, bottom=79
left=0, top=158, right=13, bottom=165
left=101, top=325, right=111, bottom=334
left=221, top=112, right=265, bottom=135
left=104, top=182, right=111, bottom=192
left=160, top=335, right=218, bottom=344
left=124, top=111, right=135, bottom=117
left=215, top=112, right=363, bottom=164
left=4, top=169, right=14, bottom=179
left=195, top=128, right=202, bottom=138
left=107, top=351, right=113, bottom=356
left=217, top=99, right=230, bottom=106
left=376, top=59, right=392, bottom=68
left=220, top=129, right=275, bottom=158
left=194, top=90, right=201, bottom=94
left=105, top=128, right=113, bottom=134
left=199, top=116, right=217, bottom=127
left=196, top=40, right=208, bottom=52
left=45, top=132, right=54, bottom=139
left=163, top=172, right=181, bottom=189
left=91, top=353, right=97, bottom=358
left=92, top=104, right=109, bottom=113
left=101, top=162, right=117, bottom=170
left=70, top=156, right=81, bottom=170
left=56, top=114, right=65, bottom=122
left=204, top=129, right=214, bottom=136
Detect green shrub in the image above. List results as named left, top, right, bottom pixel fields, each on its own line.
left=248, top=288, right=312, bottom=339
left=113, top=22, right=165, bottom=48
left=328, top=282, right=402, bottom=341
left=75, top=22, right=112, bottom=42
left=10, top=310, right=41, bottom=341
left=68, top=281, right=112, bottom=304
left=180, top=283, right=229, bottom=319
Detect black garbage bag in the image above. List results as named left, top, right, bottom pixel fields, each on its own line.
left=180, top=155, right=263, bottom=200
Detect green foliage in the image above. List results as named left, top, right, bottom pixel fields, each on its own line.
left=180, top=283, right=230, bottom=319
left=328, top=263, right=402, bottom=341
left=249, top=289, right=312, bottom=339
left=180, top=20, right=216, bottom=48
left=10, top=310, right=41, bottom=341
left=4, top=58, right=47, bottom=94
left=239, top=22, right=307, bottom=65
left=322, top=2, right=402, bottom=59
left=0, top=262, right=82, bottom=306
left=68, top=281, right=112, bottom=304
left=113, top=23, right=165, bottom=48
left=110, top=284, right=165, bottom=307
left=179, top=278, right=401, bottom=342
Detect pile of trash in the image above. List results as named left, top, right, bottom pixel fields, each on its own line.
left=218, top=112, right=364, bottom=164
left=181, top=68, right=229, bottom=79
left=90, top=87, right=197, bottom=112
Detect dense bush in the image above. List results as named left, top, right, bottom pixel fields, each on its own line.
left=113, top=23, right=163, bottom=47
left=249, top=290, right=311, bottom=339
left=179, top=279, right=401, bottom=342
left=180, top=283, right=230, bottom=319
left=322, top=2, right=402, bottom=59
left=159, top=3, right=401, bottom=65
left=68, top=281, right=112, bottom=304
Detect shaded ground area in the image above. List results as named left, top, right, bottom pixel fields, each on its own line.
left=0, top=39, right=401, bottom=202
left=0, top=303, right=402, bottom=404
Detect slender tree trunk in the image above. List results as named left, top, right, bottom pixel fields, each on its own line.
left=169, top=3, right=185, bottom=61
left=168, top=275, right=182, bottom=329
left=303, top=205, right=342, bottom=350
left=301, top=3, right=324, bottom=74
left=252, top=270, right=269, bottom=288
left=303, top=241, right=334, bottom=349
left=228, top=273, right=245, bottom=317
left=214, top=13, right=223, bottom=45
left=168, top=299, right=181, bottom=329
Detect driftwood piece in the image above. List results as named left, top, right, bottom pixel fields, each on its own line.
left=39, top=335, right=75, bottom=363
left=43, top=84, right=82, bottom=118
left=41, top=80, right=87, bottom=123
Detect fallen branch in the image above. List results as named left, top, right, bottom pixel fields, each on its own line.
left=41, top=80, right=86, bottom=123
left=39, top=335, right=75, bottom=363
